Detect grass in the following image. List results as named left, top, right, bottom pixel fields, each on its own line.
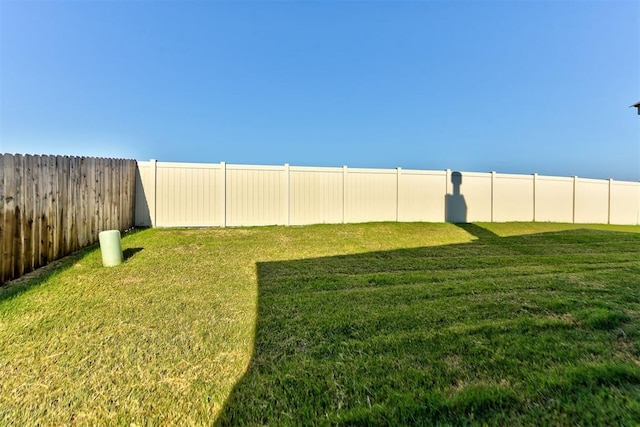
left=1, top=222, right=640, bottom=425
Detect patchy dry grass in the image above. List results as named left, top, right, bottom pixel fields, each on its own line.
left=1, top=222, right=639, bottom=425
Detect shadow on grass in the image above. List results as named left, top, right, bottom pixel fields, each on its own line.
left=0, top=245, right=98, bottom=303
left=216, top=225, right=640, bottom=425
left=0, top=228, right=145, bottom=303
left=453, top=222, right=500, bottom=240
left=123, top=247, right=143, bottom=261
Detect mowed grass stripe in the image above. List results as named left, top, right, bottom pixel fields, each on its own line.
left=265, top=261, right=640, bottom=296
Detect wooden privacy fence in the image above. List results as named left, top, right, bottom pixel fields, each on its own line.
left=0, top=154, right=137, bottom=284
left=135, top=161, right=640, bottom=228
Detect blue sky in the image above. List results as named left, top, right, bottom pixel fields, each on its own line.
left=1, top=0, right=639, bottom=181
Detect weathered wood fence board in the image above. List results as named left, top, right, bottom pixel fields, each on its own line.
left=0, top=154, right=137, bottom=284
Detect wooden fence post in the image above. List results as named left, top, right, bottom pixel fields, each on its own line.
left=15, top=154, right=25, bottom=278
left=2, top=155, right=15, bottom=282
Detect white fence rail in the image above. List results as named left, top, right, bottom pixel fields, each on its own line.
left=135, top=161, right=640, bottom=227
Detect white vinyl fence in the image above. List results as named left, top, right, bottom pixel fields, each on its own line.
left=134, top=160, right=640, bottom=227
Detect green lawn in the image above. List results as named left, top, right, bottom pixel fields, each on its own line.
left=1, top=222, right=640, bottom=425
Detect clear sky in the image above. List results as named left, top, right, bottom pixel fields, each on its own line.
left=1, top=0, right=639, bottom=181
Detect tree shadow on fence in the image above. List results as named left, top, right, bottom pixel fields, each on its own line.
left=216, top=226, right=640, bottom=425
left=445, top=171, right=468, bottom=223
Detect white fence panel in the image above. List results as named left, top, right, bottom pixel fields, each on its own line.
left=574, top=178, right=609, bottom=224
left=225, top=165, right=286, bottom=227
left=535, top=176, right=574, bottom=223
left=610, top=181, right=640, bottom=225
left=493, top=173, right=534, bottom=222
left=289, top=166, right=344, bottom=225
left=133, top=160, right=639, bottom=227
left=398, top=169, right=447, bottom=222
left=345, top=168, right=397, bottom=223
left=447, top=171, right=492, bottom=222
left=155, top=162, right=222, bottom=227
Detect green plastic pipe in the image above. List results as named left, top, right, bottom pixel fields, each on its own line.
left=99, top=230, right=124, bottom=267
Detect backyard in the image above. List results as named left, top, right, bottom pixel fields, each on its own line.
left=1, top=222, right=639, bottom=425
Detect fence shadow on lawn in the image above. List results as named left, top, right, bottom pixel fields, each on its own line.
left=0, top=229, right=145, bottom=302
left=0, top=245, right=98, bottom=303
left=216, top=225, right=640, bottom=425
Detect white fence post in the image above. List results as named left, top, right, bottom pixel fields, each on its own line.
left=342, top=165, right=348, bottom=224
left=491, top=171, right=496, bottom=223
left=445, top=169, right=451, bottom=222
left=607, top=178, right=612, bottom=225
left=396, top=167, right=401, bottom=222
left=445, top=169, right=451, bottom=194
left=532, top=173, right=538, bottom=222
left=284, top=163, right=290, bottom=226
left=220, top=161, right=226, bottom=228
left=149, top=159, right=157, bottom=227
left=573, top=176, right=578, bottom=224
